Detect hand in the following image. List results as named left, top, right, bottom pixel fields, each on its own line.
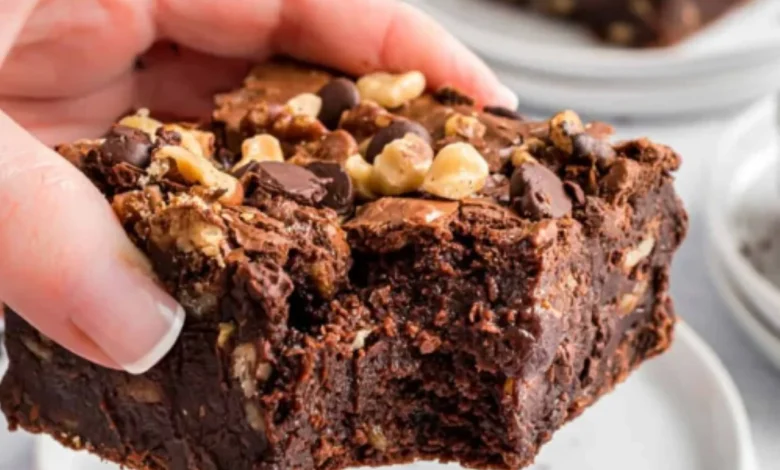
left=0, top=0, right=517, bottom=374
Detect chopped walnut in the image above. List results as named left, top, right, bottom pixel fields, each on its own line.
left=357, top=71, right=426, bottom=109
left=21, top=336, right=53, bottom=362
left=148, top=202, right=227, bottom=258
left=244, top=402, right=266, bottom=432
left=232, top=343, right=258, bottom=398
left=623, top=237, right=655, bottom=270
left=351, top=329, right=373, bottom=351
left=217, top=322, right=236, bottom=348
left=152, top=145, right=243, bottom=205
left=120, top=377, right=164, bottom=404
left=368, top=425, right=388, bottom=452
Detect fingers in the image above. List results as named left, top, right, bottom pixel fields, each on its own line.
left=156, top=0, right=517, bottom=108
left=0, top=111, right=184, bottom=373
left=0, top=0, right=38, bottom=62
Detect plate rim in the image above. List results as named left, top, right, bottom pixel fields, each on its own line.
left=707, top=246, right=780, bottom=370
left=669, top=322, right=758, bottom=470
left=490, top=59, right=780, bottom=117
left=706, top=103, right=780, bottom=330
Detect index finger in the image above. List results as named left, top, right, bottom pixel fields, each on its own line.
left=156, top=0, right=517, bottom=108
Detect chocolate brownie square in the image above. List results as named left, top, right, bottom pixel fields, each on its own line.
left=515, top=0, right=750, bottom=46
left=0, top=61, right=687, bottom=469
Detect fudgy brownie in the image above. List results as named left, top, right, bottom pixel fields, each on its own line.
left=0, top=61, right=687, bottom=470
left=512, top=0, right=750, bottom=46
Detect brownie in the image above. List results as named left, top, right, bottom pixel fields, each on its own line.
left=0, top=61, right=688, bottom=470
left=512, top=0, right=750, bottom=47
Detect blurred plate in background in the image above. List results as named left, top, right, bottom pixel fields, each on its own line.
left=412, top=0, right=780, bottom=117
left=413, top=0, right=780, bottom=79
left=707, top=99, right=780, bottom=369
left=488, top=58, right=780, bottom=117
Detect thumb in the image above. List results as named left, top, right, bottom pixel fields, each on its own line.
left=0, top=110, right=184, bottom=374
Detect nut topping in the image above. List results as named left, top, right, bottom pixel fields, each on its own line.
left=356, top=71, right=426, bottom=109
left=444, top=113, right=487, bottom=140
left=345, top=154, right=378, bottom=200
left=232, top=343, right=258, bottom=398
left=162, top=124, right=208, bottom=158
left=234, top=134, right=285, bottom=171
left=286, top=93, right=323, bottom=118
left=623, top=237, right=655, bottom=270
left=549, top=110, right=584, bottom=154
left=372, top=134, right=434, bottom=196
left=154, top=145, right=243, bottom=205
left=510, top=137, right=545, bottom=167
left=421, top=143, right=489, bottom=200
left=118, top=109, right=162, bottom=139
left=365, top=120, right=431, bottom=164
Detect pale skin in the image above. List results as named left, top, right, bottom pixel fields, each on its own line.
left=0, top=0, right=517, bottom=373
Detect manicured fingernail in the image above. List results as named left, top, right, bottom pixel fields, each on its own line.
left=498, top=83, right=519, bottom=110
left=69, top=251, right=185, bottom=375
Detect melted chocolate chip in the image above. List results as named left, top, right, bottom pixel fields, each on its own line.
left=433, top=87, right=475, bottom=106
left=232, top=160, right=260, bottom=179
left=484, top=106, right=524, bottom=121
left=100, top=125, right=153, bottom=168
left=563, top=180, right=586, bottom=206
left=510, top=163, right=572, bottom=220
left=155, top=127, right=182, bottom=146
left=365, top=120, right=432, bottom=163
left=217, top=148, right=238, bottom=171
left=317, top=78, right=361, bottom=130
left=306, top=161, right=354, bottom=214
left=572, top=133, right=616, bottom=170
left=480, top=173, right=511, bottom=204
left=246, top=161, right=327, bottom=206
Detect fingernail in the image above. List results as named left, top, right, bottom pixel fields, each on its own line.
left=69, top=252, right=185, bottom=375
left=497, top=83, right=519, bottom=110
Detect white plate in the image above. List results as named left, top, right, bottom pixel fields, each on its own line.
left=707, top=100, right=780, bottom=332
left=29, top=323, right=756, bottom=470
left=414, top=0, right=780, bottom=79
left=708, top=250, right=780, bottom=371
left=489, top=58, right=780, bottom=117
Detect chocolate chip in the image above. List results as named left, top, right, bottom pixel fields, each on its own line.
left=306, top=161, right=354, bottom=214
left=563, top=181, right=586, bottom=206
left=484, top=106, right=524, bottom=121
left=433, top=87, right=475, bottom=106
left=317, top=78, right=360, bottom=130
left=480, top=173, right=511, bottom=204
left=247, top=161, right=327, bottom=206
left=510, top=163, right=572, bottom=220
left=572, top=133, right=617, bottom=170
left=155, top=127, right=182, bottom=146
left=100, top=125, right=153, bottom=168
left=217, top=148, right=238, bottom=171
left=232, top=160, right=260, bottom=179
left=365, top=120, right=431, bottom=163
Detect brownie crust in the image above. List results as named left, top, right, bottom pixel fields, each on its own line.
left=0, top=61, right=688, bottom=470
left=514, top=0, right=750, bottom=47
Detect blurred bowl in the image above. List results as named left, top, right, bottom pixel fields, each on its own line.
left=707, top=98, right=780, bottom=363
